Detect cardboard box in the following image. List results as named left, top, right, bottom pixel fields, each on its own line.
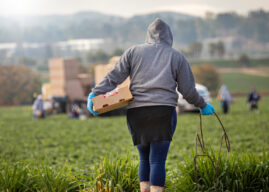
left=49, top=58, right=79, bottom=84
left=42, top=83, right=52, bottom=100
left=77, top=73, right=92, bottom=87
left=66, top=79, right=86, bottom=101
left=50, top=81, right=66, bottom=97
left=92, top=86, right=133, bottom=114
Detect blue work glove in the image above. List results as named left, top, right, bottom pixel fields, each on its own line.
left=200, top=103, right=215, bottom=115
left=87, top=92, right=99, bottom=115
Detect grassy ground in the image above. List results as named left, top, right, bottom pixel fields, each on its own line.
left=220, top=73, right=269, bottom=93
left=190, top=58, right=269, bottom=68
left=0, top=98, right=268, bottom=168
left=0, top=97, right=268, bottom=191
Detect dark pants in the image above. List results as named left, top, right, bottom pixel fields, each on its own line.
left=222, top=100, right=229, bottom=114
left=250, top=101, right=258, bottom=110
left=135, top=109, right=177, bottom=186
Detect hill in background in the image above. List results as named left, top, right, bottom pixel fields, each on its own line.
left=0, top=9, right=268, bottom=50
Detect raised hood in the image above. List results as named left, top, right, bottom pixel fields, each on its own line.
left=145, top=18, right=173, bottom=47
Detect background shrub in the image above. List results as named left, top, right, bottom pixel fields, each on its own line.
left=0, top=65, right=41, bottom=105
left=192, top=64, right=221, bottom=92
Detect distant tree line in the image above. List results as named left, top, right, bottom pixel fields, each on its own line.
left=182, top=40, right=225, bottom=59
left=86, top=48, right=124, bottom=64
left=209, top=41, right=225, bottom=58
left=184, top=42, right=203, bottom=58
left=0, top=47, right=125, bottom=73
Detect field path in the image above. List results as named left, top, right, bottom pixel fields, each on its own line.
left=218, top=67, right=269, bottom=77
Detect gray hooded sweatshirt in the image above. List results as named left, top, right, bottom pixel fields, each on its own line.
left=92, top=18, right=206, bottom=109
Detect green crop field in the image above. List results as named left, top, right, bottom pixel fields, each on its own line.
left=190, top=58, right=269, bottom=68
left=221, top=73, right=269, bottom=93
left=0, top=97, right=269, bottom=191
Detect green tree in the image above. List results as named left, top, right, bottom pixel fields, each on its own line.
left=208, top=41, right=225, bottom=58
left=19, top=57, right=37, bottom=67
left=188, top=42, right=203, bottom=58
left=0, top=65, right=41, bottom=105
left=86, top=49, right=110, bottom=64
left=209, top=43, right=217, bottom=58
left=238, top=54, right=251, bottom=67
left=111, top=48, right=124, bottom=57
left=216, top=41, right=225, bottom=58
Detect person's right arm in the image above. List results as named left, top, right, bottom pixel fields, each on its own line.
left=92, top=48, right=132, bottom=96
left=87, top=47, right=133, bottom=115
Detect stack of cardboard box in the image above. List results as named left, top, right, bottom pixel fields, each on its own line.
left=41, top=83, right=51, bottom=100
left=49, top=58, right=85, bottom=101
left=77, top=73, right=92, bottom=95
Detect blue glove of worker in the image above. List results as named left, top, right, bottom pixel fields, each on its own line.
left=87, top=92, right=99, bottom=115
left=200, top=103, right=215, bottom=115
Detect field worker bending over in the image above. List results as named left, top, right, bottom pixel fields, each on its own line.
left=32, top=94, right=45, bottom=119
left=87, top=18, right=215, bottom=192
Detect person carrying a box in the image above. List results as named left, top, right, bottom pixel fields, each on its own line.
left=87, top=18, right=215, bottom=192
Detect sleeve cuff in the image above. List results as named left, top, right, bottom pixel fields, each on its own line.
left=199, top=102, right=207, bottom=109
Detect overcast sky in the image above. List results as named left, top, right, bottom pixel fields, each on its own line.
left=0, top=0, right=269, bottom=17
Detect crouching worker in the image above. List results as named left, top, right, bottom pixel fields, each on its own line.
left=248, top=87, right=261, bottom=113
left=32, top=95, right=45, bottom=119
left=87, top=18, right=215, bottom=192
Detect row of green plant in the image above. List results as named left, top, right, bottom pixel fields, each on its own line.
left=0, top=156, right=139, bottom=192
left=167, top=151, right=269, bottom=192
left=0, top=160, right=82, bottom=192
left=1, top=152, right=268, bottom=192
